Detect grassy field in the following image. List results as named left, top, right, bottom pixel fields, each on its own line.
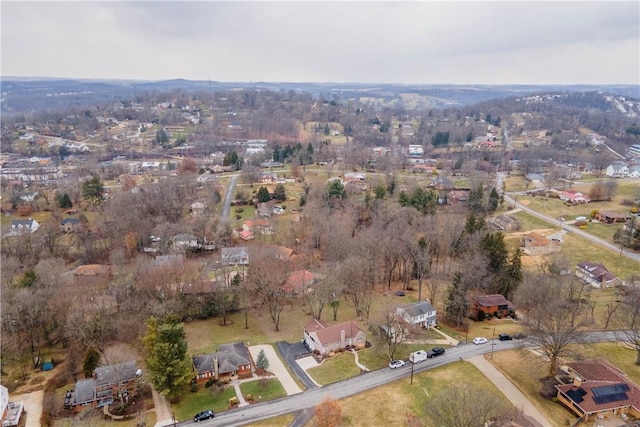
left=172, top=386, right=236, bottom=422
left=239, top=378, right=287, bottom=402
left=338, top=360, right=514, bottom=427
left=53, top=412, right=156, bottom=427
left=245, top=414, right=296, bottom=426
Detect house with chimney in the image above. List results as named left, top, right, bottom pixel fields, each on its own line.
left=575, top=261, right=618, bottom=288
left=67, top=361, right=141, bottom=411
left=556, top=358, right=640, bottom=421
left=192, top=342, right=253, bottom=383
left=303, top=319, right=366, bottom=356
left=470, top=294, right=515, bottom=320
left=521, top=231, right=561, bottom=255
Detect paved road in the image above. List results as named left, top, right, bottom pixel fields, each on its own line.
left=503, top=192, right=640, bottom=263
left=221, top=174, right=239, bottom=219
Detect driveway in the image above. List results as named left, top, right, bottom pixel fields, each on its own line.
left=12, top=390, right=43, bottom=427
left=249, top=344, right=302, bottom=395
left=276, top=341, right=318, bottom=390
left=467, top=355, right=550, bottom=427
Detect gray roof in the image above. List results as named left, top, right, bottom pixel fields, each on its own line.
left=221, top=247, right=249, bottom=265
left=193, top=342, right=251, bottom=375
left=61, top=218, right=80, bottom=224
left=94, top=361, right=137, bottom=387
left=10, top=219, right=37, bottom=227
left=399, top=301, right=436, bottom=318
left=73, top=379, right=96, bottom=405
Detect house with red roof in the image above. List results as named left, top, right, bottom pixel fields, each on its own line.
left=559, top=190, right=590, bottom=204
left=556, top=358, right=640, bottom=421
left=522, top=231, right=561, bottom=255
left=303, top=319, right=366, bottom=356
left=282, top=270, right=319, bottom=297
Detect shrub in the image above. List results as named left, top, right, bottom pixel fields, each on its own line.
left=205, top=379, right=215, bottom=388
left=190, top=382, right=199, bottom=393
left=235, top=208, right=244, bottom=214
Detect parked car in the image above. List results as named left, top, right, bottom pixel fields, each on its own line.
left=473, top=337, right=488, bottom=345
left=194, top=410, right=215, bottom=422
left=498, top=333, right=513, bottom=341
left=394, top=290, right=406, bottom=296
left=512, top=333, right=527, bottom=340
left=427, top=347, right=445, bottom=358
left=388, top=360, right=405, bottom=369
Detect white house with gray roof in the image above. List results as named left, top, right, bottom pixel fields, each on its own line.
left=396, top=301, right=437, bottom=328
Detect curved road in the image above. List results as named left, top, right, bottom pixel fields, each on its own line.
left=179, top=330, right=623, bottom=426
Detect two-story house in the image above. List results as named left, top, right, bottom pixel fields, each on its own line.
left=396, top=301, right=437, bottom=328
left=470, top=294, right=515, bottom=320
left=8, top=218, right=39, bottom=235
left=575, top=261, right=618, bottom=288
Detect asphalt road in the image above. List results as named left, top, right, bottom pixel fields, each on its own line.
left=221, top=174, right=239, bottom=219
left=502, top=192, right=640, bottom=263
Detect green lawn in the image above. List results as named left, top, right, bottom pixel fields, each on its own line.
left=239, top=378, right=286, bottom=402
left=245, top=414, right=295, bottom=426
left=172, top=385, right=236, bottom=422
left=306, top=351, right=362, bottom=385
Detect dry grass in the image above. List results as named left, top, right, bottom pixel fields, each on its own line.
left=490, top=350, right=578, bottom=427
left=339, top=360, right=514, bottom=426
left=245, top=414, right=295, bottom=426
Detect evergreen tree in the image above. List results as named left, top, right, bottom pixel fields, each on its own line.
left=273, top=184, right=286, bottom=202
left=83, top=347, right=101, bottom=378
left=488, top=187, right=500, bottom=212
left=467, top=184, right=485, bottom=214
left=464, top=212, right=485, bottom=234
left=479, top=232, right=509, bottom=277
left=56, top=192, right=73, bottom=209
left=256, top=349, right=270, bottom=371
left=143, top=317, right=192, bottom=400
left=82, top=176, right=104, bottom=205
left=257, top=186, right=271, bottom=203
left=223, top=151, right=239, bottom=167
left=498, top=248, right=523, bottom=301
left=445, top=273, right=467, bottom=328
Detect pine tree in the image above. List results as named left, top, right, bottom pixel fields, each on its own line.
left=256, top=349, right=270, bottom=371
left=257, top=186, right=271, bottom=203
left=83, top=347, right=101, bottom=378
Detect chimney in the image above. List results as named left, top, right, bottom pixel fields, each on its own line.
left=573, top=376, right=583, bottom=387
left=340, top=329, right=346, bottom=346
left=213, top=357, right=219, bottom=381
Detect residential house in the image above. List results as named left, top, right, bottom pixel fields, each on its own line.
left=0, top=385, right=8, bottom=424
left=60, top=217, right=80, bottom=233
left=605, top=163, right=629, bottom=177
left=8, top=218, right=40, bottom=235
left=72, top=264, right=111, bottom=285
left=303, top=319, right=367, bottom=356
left=259, top=172, right=278, bottom=183
left=193, top=342, right=253, bottom=383
left=556, top=358, right=640, bottom=421
left=69, top=361, right=140, bottom=411
left=282, top=270, right=319, bottom=297
left=172, top=233, right=200, bottom=250
left=396, top=301, right=437, bottom=328
left=526, top=173, right=544, bottom=183
left=221, top=247, right=249, bottom=265
left=628, top=166, right=640, bottom=178
left=448, top=190, right=469, bottom=205
left=559, top=191, right=590, bottom=205
left=595, top=211, right=632, bottom=224
left=628, top=144, right=640, bottom=158
left=273, top=245, right=296, bottom=261
left=575, top=261, right=618, bottom=288
left=470, top=294, right=515, bottom=320
left=411, top=164, right=437, bottom=174
left=521, top=232, right=561, bottom=255
left=190, top=201, right=205, bottom=216
left=490, top=215, right=521, bottom=231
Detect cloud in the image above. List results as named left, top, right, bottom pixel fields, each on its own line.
left=1, top=1, right=638, bottom=84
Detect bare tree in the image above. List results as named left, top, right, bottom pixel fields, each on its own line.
left=424, top=383, right=518, bottom=427
left=246, top=248, right=291, bottom=331
left=376, top=300, right=411, bottom=361
left=615, top=287, right=640, bottom=365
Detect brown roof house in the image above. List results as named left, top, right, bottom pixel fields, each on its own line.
left=192, top=342, right=253, bottom=383
left=72, top=264, right=112, bottom=286
left=303, top=319, right=367, bottom=357
left=470, top=294, right=515, bottom=320
left=594, top=211, right=631, bottom=225
left=282, top=270, right=320, bottom=297
left=556, top=358, right=640, bottom=421
left=521, top=232, right=561, bottom=256
left=575, top=261, right=618, bottom=288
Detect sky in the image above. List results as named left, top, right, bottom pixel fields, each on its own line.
left=1, top=1, right=639, bottom=85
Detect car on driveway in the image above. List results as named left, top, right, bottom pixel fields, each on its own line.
left=473, top=337, right=488, bottom=345
left=427, top=347, right=445, bottom=358
left=194, top=410, right=215, bottom=422
left=498, top=333, right=513, bottom=341
left=389, top=360, right=406, bottom=369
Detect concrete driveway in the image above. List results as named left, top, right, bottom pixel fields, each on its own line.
left=468, top=355, right=550, bottom=427
left=249, top=344, right=302, bottom=395
left=12, top=390, right=43, bottom=427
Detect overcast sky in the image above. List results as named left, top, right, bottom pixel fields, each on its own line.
left=2, top=1, right=639, bottom=85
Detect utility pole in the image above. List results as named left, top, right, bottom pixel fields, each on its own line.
left=491, top=327, right=495, bottom=359
left=410, top=361, right=415, bottom=385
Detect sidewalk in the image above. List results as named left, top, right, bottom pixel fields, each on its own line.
left=467, top=355, right=550, bottom=427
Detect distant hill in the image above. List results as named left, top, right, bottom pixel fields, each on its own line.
left=1, top=77, right=638, bottom=114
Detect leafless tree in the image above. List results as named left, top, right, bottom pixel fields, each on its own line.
left=424, top=383, right=519, bottom=427
left=615, top=287, right=640, bottom=365
left=375, top=300, right=411, bottom=361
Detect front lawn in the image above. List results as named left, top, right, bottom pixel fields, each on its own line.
left=306, top=351, right=362, bottom=385
left=172, top=385, right=236, bottom=422
left=239, top=378, right=286, bottom=402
